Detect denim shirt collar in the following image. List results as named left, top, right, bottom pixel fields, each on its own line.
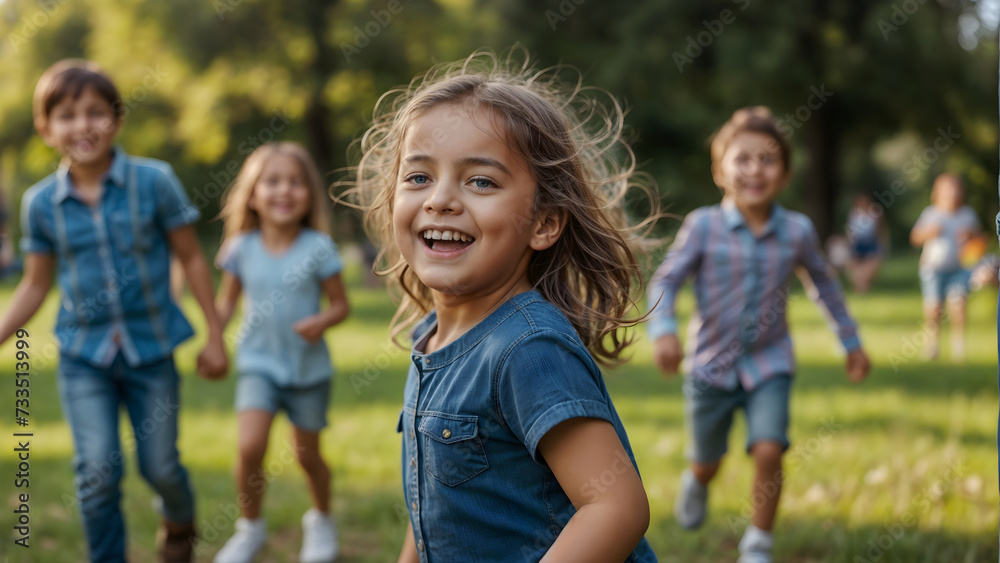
left=410, top=290, right=548, bottom=370
left=721, top=198, right=785, bottom=238
left=52, top=146, right=128, bottom=204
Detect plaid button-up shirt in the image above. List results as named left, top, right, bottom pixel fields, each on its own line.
left=648, top=201, right=860, bottom=391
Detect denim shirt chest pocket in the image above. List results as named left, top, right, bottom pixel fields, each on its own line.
left=109, top=208, right=153, bottom=255
left=417, top=413, right=489, bottom=487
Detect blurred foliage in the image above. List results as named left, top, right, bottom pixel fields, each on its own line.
left=0, top=0, right=996, bottom=248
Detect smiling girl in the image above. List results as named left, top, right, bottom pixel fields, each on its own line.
left=349, top=52, right=658, bottom=562
left=213, top=142, right=349, bottom=563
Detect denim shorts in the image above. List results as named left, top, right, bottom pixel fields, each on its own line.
left=235, top=374, right=331, bottom=432
left=920, top=268, right=971, bottom=306
left=683, top=374, right=791, bottom=464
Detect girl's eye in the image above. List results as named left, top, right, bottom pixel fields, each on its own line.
left=470, top=177, right=495, bottom=190
left=406, top=174, right=430, bottom=185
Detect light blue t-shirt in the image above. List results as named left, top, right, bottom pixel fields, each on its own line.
left=914, top=205, right=980, bottom=273
left=219, top=228, right=343, bottom=387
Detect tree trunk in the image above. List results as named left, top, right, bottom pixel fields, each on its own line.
left=805, top=111, right=840, bottom=242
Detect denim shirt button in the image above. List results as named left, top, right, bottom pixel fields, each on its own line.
left=411, top=501, right=417, bottom=512
left=442, top=429, right=451, bottom=439
left=424, top=358, right=430, bottom=365
left=410, top=457, right=416, bottom=467
left=417, top=540, right=424, bottom=551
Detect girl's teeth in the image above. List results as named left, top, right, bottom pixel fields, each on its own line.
left=422, top=230, right=472, bottom=242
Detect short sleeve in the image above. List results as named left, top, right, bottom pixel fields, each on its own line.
left=314, top=233, right=343, bottom=280
left=19, top=188, right=55, bottom=255
left=154, top=165, right=201, bottom=231
left=497, top=331, right=613, bottom=465
left=216, top=235, right=244, bottom=278
left=961, top=207, right=981, bottom=231
left=913, top=207, right=934, bottom=231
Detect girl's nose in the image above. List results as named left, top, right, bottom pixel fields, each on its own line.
left=424, top=179, right=461, bottom=214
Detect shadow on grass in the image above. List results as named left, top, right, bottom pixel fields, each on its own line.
left=647, top=514, right=998, bottom=563
left=0, top=457, right=409, bottom=563
left=3, top=455, right=995, bottom=563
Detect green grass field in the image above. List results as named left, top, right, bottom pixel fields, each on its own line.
left=0, top=254, right=997, bottom=562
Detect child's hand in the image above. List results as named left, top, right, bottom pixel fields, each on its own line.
left=653, top=334, right=683, bottom=376
left=845, top=348, right=870, bottom=382
left=196, top=337, right=229, bottom=380
left=293, top=315, right=328, bottom=343
left=956, top=228, right=974, bottom=245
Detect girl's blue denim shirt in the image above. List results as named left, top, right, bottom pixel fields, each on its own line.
left=399, top=290, right=657, bottom=562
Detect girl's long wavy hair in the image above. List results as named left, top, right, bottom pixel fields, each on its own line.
left=342, top=50, right=659, bottom=365
left=218, top=142, right=331, bottom=247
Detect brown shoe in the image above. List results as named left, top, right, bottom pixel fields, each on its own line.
left=156, top=520, right=197, bottom=563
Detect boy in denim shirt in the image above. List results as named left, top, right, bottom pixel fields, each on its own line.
left=0, top=59, right=228, bottom=563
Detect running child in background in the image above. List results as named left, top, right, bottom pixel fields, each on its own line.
left=843, top=194, right=885, bottom=293
left=213, top=142, right=349, bottom=563
left=909, top=173, right=981, bottom=361
left=352, top=51, right=658, bottom=562
left=0, top=59, right=229, bottom=563
left=648, top=107, right=870, bottom=563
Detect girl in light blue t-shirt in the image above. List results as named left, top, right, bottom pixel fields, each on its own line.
left=910, top=173, right=980, bottom=361
left=213, top=142, right=349, bottom=563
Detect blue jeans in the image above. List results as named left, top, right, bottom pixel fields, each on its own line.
left=58, top=353, right=194, bottom=563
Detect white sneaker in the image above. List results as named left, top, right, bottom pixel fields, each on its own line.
left=214, top=517, right=267, bottom=563
left=737, top=524, right=774, bottom=563
left=674, top=469, right=708, bottom=530
left=300, top=508, right=339, bottom=563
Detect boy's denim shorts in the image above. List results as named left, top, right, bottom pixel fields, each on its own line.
left=919, top=268, right=971, bottom=306
left=683, top=374, right=791, bottom=464
left=235, top=374, right=331, bottom=432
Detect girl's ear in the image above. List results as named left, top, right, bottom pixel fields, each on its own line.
left=530, top=206, right=567, bottom=251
